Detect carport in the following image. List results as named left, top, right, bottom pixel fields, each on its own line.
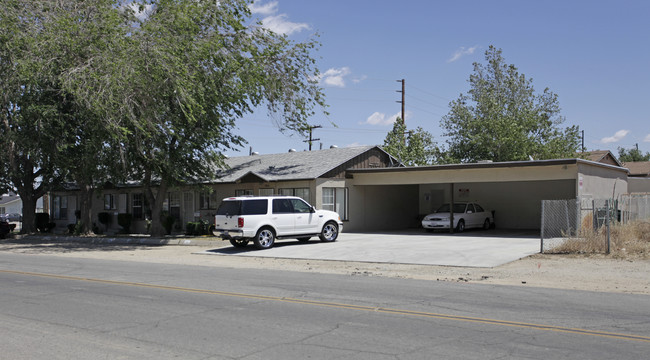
left=343, top=159, right=627, bottom=233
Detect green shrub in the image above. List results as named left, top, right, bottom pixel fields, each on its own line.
left=162, top=214, right=175, bottom=235
left=185, top=221, right=211, bottom=236
left=35, top=213, right=50, bottom=232
left=117, top=213, right=132, bottom=233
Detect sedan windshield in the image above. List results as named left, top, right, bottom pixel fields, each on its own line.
left=436, top=203, right=467, bottom=213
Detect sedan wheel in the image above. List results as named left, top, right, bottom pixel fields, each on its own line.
left=253, top=227, right=275, bottom=249
left=483, top=219, right=491, bottom=230
left=455, top=219, right=465, bottom=233
left=319, top=222, right=339, bottom=242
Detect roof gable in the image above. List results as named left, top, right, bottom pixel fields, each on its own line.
left=581, top=150, right=622, bottom=167
left=214, top=145, right=398, bottom=183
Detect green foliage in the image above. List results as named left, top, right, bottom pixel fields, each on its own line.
left=618, top=147, right=650, bottom=162
left=117, top=213, right=132, bottom=234
left=383, top=119, right=441, bottom=165
left=162, top=213, right=176, bottom=235
left=185, top=221, right=212, bottom=236
left=441, top=46, right=581, bottom=163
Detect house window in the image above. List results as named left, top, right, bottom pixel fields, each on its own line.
left=259, top=188, right=274, bottom=196
left=322, top=188, right=348, bottom=220
left=279, top=188, right=310, bottom=202
left=104, top=194, right=115, bottom=210
left=235, top=189, right=253, bottom=196
left=0, top=207, right=5, bottom=214
left=132, top=193, right=143, bottom=219
left=199, top=192, right=217, bottom=209
left=53, top=195, right=68, bottom=220
left=169, top=192, right=181, bottom=221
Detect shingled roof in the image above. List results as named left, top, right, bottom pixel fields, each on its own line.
left=581, top=150, right=622, bottom=167
left=214, top=145, right=396, bottom=182
left=623, top=161, right=650, bottom=177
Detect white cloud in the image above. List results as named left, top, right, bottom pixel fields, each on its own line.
left=249, top=1, right=278, bottom=15
left=362, top=111, right=401, bottom=126
left=261, top=14, right=310, bottom=35
left=600, top=129, right=629, bottom=144
left=644, top=134, right=650, bottom=142
left=447, top=46, right=479, bottom=63
left=319, top=67, right=351, bottom=87
left=250, top=1, right=310, bottom=35
left=352, top=75, right=368, bottom=84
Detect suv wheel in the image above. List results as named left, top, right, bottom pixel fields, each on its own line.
left=229, top=238, right=249, bottom=248
left=253, top=227, right=275, bottom=249
left=319, top=221, right=339, bottom=242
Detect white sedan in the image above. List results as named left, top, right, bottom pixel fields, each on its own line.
left=422, top=202, right=493, bottom=232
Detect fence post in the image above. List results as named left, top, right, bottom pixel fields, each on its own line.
left=606, top=199, right=611, bottom=254
left=539, top=200, right=545, bottom=254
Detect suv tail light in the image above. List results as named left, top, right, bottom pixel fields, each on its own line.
left=238, top=217, right=244, bottom=228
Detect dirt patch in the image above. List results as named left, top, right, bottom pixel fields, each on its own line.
left=2, top=236, right=648, bottom=295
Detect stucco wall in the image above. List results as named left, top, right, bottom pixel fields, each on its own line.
left=628, top=178, right=650, bottom=193
left=577, top=163, right=628, bottom=201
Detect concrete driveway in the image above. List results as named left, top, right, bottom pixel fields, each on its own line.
left=205, top=230, right=541, bottom=268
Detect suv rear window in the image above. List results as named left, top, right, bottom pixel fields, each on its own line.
left=216, top=199, right=268, bottom=215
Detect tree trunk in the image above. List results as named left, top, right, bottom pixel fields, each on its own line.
left=75, top=179, right=95, bottom=235
left=145, top=179, right=168, bottom=238
left=16, top=190, right=38, bottom=234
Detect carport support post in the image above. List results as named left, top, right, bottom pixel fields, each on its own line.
left=450, top=183, right=454, bottom=234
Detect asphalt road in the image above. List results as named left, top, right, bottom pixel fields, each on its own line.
left=1, top=253, right=649, bottom=359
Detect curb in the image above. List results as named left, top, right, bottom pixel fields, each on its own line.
left=6, top=234, right=226, bottom=247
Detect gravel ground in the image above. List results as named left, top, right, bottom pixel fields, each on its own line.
left=1, top=235, right=649, bottom=295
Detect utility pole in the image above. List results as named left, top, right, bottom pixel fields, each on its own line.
left=396, top=79, right=405, bottom=126
left=581, top=130, right=585, bottom=152
left=396, top=79, right=405, bottom=145
left=303, top=125, right=321, bottom=151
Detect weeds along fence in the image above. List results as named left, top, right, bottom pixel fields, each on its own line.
left=540, top=196, right=650, bottom=253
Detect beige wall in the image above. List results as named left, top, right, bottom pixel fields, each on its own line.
left=577, top=163, right=628, bottom=201
left=628, top=178, right=650, bottom=193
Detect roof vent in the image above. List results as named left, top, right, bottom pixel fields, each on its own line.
left=251, top=152, right=259, bottom=156
left=330, top=145, right=338, bottom=149
left=288, top=149, right=296, bottom=152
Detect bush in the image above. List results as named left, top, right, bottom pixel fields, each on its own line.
left=67, top=224, right=76, bottom=234
left=185, top=221, right=211, bottom=236
left=162, top=214, right=175, bottom=235
left=117, top=213, right=132, bottom=233
left=35, top=213, right=51, bottom=232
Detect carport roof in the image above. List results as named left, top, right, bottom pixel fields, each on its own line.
left=348, top=158, right=628, bottom=175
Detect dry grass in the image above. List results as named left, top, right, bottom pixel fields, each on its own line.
left=550, top=220, right=650, bottom=259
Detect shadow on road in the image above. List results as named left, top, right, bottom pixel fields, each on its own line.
left=0, top=236, right=163, bottom=254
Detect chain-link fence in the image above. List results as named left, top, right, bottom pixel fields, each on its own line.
left=541, top=197, right=621, bottom=253
left=540, top=199, right=581, bottom=253
left=620, top=193, right=650, bottom=224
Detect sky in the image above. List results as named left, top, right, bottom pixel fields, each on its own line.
left=224, top=0, right=650, bottom=158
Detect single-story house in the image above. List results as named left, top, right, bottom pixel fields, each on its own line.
left=48, top=145, right=631, bottom=234
left=1, top=193, right=45, bottom=217
left=623, top=161, right=650, bottom=193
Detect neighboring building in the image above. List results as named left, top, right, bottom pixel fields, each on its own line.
left=49, top=146, right=398, bottom=234
left=0, top=193, right=22, bottom=216
left=48, top=145, right=634, bottom=234
left=623, top=161, right=650, bottom=193
left=581, top=150, right=622, bottom=167
left=0, top=192, right=45, bottom=218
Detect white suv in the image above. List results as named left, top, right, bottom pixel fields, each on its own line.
left=214, top=196, right=343, bottom=249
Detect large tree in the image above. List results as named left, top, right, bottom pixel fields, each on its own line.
left=1, top=0, right=129, bottom=234
left=441, top=46, right=580, bottom=163
left=382, top=119, right=440, bottom=166
left=67, top=0, right=327, bottom=236
left=618, top=146, right=650, bottom=162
